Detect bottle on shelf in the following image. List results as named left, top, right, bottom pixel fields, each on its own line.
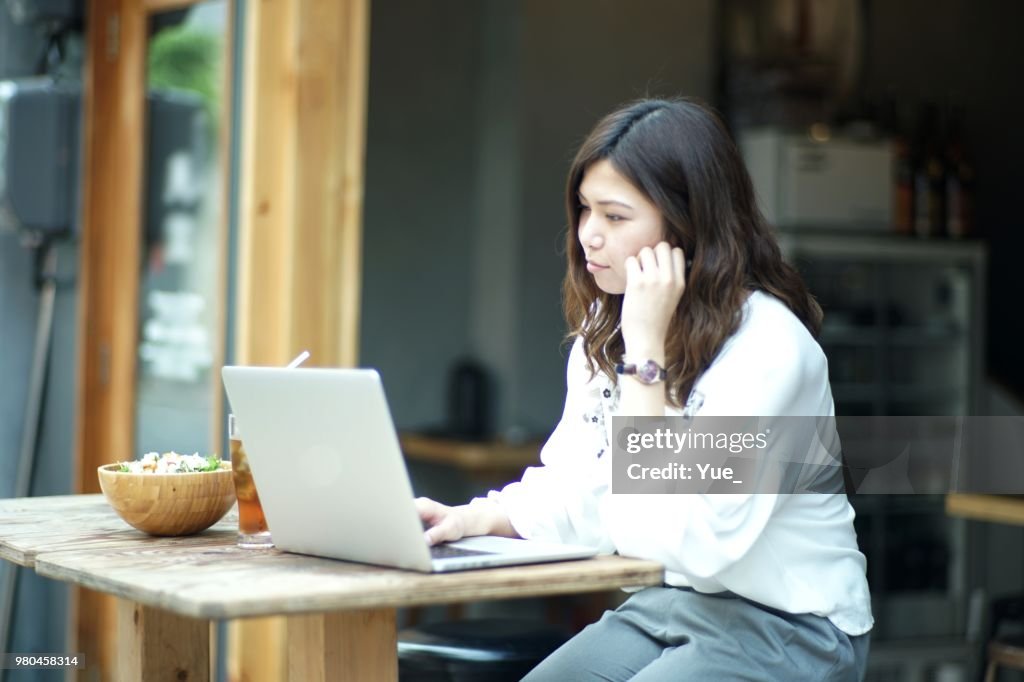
left=943, top=104, right=975, bottom=238
left=927, top=148, right=947, bottom=238
left=911, top=103, right=945, bottom=238
left=881, top=98, right=913, bottom=235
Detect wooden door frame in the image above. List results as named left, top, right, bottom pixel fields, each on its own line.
left=76, top=0, right=369, bottom=679
left=75, top=0, right=235, bottom=678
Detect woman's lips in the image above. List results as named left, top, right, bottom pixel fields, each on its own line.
left=586, top=261, right=609, bottom=273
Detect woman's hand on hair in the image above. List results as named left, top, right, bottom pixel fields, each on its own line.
left=621, top=241, right=687, bottom=356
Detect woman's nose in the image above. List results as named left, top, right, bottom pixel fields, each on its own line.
left=579, top=214, right=603, bottom=248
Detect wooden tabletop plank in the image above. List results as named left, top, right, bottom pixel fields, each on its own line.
left=35, top=546, right=662, bottom=620
left=0, top=494, right=237, bottom=566
left=0, top=494, right=89, bottom=510
left=1, top=527, right=239, bottom=567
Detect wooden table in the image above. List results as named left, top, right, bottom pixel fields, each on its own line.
left=0, top=495, right=663, bottom=681
left=399, top=433, right=543, bottom=478
left=946, top=494, right=1024, bottom=526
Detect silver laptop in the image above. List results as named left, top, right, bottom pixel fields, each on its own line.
left=221, top=366, right=598, bottom=572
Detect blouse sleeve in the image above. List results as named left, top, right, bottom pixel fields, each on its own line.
left=482, top=338, right=616, bottom=551
left=599, top=330, right=829, bottom=587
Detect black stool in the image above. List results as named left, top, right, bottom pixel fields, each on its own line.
left=397, top=618, right=572, bottom=681
left=984, top=635, right=1024, bottom=682
left=980, top=594, right=1024, bottom=682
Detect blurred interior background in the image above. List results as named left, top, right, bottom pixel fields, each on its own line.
left=1, top=0, right=1023, bottom=680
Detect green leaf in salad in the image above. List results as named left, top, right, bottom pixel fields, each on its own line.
left=177, top=455, right=219, bottom=473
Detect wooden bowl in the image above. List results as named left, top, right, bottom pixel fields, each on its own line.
left=97, top=463, right=235, bottom=536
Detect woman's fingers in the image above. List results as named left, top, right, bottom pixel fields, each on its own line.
left=654, top=242, right=678, bottom=284
left=633, top=243, right=686, bottom=286
left=671, top=246, right=687, bottom=285
left=624, top=254, right=642, bottom=283
left=424, top=513, right=466, bottom=546
left=637, top=246, right=659, bottom=276
left=424, top=521, right=451, bottom=546
left=415, top=496, right=444, bottom=523
left=415, top=497, right=465, bottom=546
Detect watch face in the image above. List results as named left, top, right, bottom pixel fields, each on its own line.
left=637, top=359, right=661, bottom=384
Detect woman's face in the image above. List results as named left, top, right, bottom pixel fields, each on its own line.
left=577, top=159, right=666, bottom=295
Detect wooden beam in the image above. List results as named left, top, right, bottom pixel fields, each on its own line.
left=336, top=0, right=369, bottom=368
left=235, top=0, right=298, bottom=367
left=232, top=0, right=370, bottom=677
left=75, top=1, right=147, bottom=679
left=77, top=0, right=146, bottom=530
left=291, top=0, right=368, bottom=367
left=287, top=609, right=397, bottom=682
left=237, top=0, right=368, bottom=369
left=116, top=599, right=210, bottom=681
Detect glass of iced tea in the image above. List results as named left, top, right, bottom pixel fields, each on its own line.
left=228, top=414, right=273, bottom=548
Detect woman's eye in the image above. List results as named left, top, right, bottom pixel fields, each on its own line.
left=606, top=213, right=624, bottom=222
left=578, top=204, right=591, bottom=214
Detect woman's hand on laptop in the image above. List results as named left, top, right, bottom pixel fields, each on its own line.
left=415, top=497, right=518, bottom=546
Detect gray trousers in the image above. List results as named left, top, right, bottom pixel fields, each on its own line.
left=523, top=586, right=869, bottom=681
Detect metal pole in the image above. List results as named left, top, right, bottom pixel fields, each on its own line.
left=0, top=243, right=58, bottom=672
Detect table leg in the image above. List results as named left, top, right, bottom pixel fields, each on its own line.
left=286, top=608, right=397, bottom=681
left=116, top=598, right=210, bottom=681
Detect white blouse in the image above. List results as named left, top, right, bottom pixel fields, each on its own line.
left=485, top=291, right=874, bottom=636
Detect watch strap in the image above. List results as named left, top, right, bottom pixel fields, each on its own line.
left=615, top=359, right=667, bottom=384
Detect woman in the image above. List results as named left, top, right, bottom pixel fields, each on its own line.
left=416, top=97, right=872, bottom=680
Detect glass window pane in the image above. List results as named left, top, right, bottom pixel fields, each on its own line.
left=135, top=1, right=228, bottom=458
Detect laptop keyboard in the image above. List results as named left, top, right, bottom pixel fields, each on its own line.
left=430, top=544, right=495, bottom=559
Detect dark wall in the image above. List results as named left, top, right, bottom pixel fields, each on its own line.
left=515, top=0, right=716, bottom=432
left=359, top=0, right=716, bottom=437
left=861, top=0, right=1024, bottom=399
left=359, top=0, right=484, bottom=432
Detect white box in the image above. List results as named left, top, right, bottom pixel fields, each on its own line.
left=739, top=128, right=893, bottom=230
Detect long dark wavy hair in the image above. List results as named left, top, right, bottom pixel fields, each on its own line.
left=563, top=97, right=822, bottom=406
